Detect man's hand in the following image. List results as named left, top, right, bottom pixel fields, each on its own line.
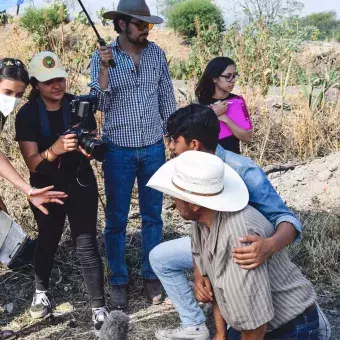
left=233, top=235, right=275, bottom=270
left=98, top=45, right=113, bottom=69
left=194, top=273, right=214, bottom=303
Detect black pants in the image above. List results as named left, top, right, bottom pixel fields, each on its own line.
left=31, top=172, right=104, bottom=308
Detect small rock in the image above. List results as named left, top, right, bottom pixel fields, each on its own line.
left=328, top=164, right=338, bottom=172
left=328, top=310, right=340, bottom=316
left=285, top=179, right=298, bottom=187
left=317, top=170, right=332, bottom=182
left=67, top=319, right=77, bottom=328
left=5, top=302, right=14, bottom=314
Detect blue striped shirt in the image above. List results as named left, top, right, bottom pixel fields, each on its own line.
left=89, top=39, right=176, bottom=148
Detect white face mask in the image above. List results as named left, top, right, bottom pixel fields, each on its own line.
left=0, top=93, right=21, bottom=117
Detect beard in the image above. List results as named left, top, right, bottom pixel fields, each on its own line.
left=126, top=28, right=148, bottom=46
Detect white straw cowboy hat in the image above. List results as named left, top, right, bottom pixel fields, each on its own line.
left=28, top=51, right=68, bottom=82
left=103, top=0, right=164, bottom=24
left=147, top=151, right=249, bottom=212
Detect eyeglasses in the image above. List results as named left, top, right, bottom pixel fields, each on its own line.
left=219, top=72, right=239, bottom=82
left=129, top=20, right=154, bottom=31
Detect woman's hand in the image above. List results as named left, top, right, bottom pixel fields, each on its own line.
left=78, top=145, right=93, bottom=160
left=217, top=115, right=230, bottom=124
left=210, top=100, right=228, bottom=117
left=51, top=134, right=78, bottom=155
left=28, top=186, right=68, bottom=215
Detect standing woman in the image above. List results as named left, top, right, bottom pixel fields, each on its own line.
left=15, top=52, right=107, bottom=335
left=0, top=58, right=67, bottom=214
left=195, top=57, right=252, bottom=154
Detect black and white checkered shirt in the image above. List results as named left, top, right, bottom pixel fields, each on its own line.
left=89, top=39, right=176, bottom=148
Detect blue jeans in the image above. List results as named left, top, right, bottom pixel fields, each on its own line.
left=150, top=236, right=206, bottom=326
left=228, top=305, right=319, bottom=340
left=103, top=139, right=165, bottom=285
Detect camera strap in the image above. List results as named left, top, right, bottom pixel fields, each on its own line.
left=37, top=96, right=71, bottom=138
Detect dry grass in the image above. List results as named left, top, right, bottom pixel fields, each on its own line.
left=242, top=90, right=340, bottom=166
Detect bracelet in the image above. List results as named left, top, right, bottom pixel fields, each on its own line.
left=49, top=146, right=58, bottom=157
left=40, top=151, right=47, bottom=160
left=27, top=187, right=36, bottom=200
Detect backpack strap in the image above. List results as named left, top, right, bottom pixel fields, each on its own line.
left=37, top=96, right=71, bottom=138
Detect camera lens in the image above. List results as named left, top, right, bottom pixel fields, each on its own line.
left=80, top=135, right=108, bottom=162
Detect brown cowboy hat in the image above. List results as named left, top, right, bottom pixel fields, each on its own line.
left=103, top=0, right=164, bottom=24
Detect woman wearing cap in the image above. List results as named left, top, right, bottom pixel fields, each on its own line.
left=0, top=58, right=67, bottom=216
left=15, top=52, right=107, bottom=335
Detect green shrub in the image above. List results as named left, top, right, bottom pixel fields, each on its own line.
left=167, top=0, right=224, bottom=38
left=20, top=1, right=69, bottom=49
left=170, top=20, right=223, bottom=80
left=73, top=11, right=90, bottom=26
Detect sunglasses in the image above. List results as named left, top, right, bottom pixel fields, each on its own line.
left=129, top=20, right=154, bottom=31
left=219, top=72, right=239, bottom=82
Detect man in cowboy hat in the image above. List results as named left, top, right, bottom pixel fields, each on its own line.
left=148, top=105, right=329, bottom=340
left=147, top=150, right=319, bottom=340
left=89, top=0, right=176, bottom=309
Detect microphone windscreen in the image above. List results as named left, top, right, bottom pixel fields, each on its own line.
left=99, top=310, right=129, bottom=340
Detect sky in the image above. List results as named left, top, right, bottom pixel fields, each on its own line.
left=6, top=0, right=340, bottom=21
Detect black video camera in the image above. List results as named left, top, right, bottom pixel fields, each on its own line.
left=67, top=95, right=107, bottom=162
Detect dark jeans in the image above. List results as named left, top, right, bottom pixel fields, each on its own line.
left=31, top=172, right=104, bottom=308
left=228, top=304, right=319, bottom=340
left=103, top=139, right=165, bottom=285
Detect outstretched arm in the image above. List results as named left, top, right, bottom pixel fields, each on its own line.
left=0, top=151, right=67, bottom=215
left=0, top=150, right=32, bottom=195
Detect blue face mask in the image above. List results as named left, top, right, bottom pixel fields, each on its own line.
left=0, top=94, right=21, bottom=117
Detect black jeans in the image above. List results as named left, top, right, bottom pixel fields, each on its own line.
left=31, top=172, right=104, bottom=308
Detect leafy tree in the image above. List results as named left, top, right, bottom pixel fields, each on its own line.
left=233, top=0, right=304, bottom=26
left=167, top=0, right=224, bottom=38
left=20, top=1, right=69, bottom=49
left=73, top=11, right=90, bottom=25
left=299, top=11, right=340, bottom=41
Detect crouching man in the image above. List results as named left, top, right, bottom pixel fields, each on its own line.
left=147, top=150, right=319, bottom=339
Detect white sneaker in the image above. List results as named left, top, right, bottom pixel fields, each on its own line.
left=92, top=307, right=108, bottom=337
left=30, top=291, right=52, bottom=319
left=155, top=324, right=210, bottom=340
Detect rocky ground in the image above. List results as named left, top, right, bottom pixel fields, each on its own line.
left=268, top=153, right=340, bottom=339
left=269, top=152, right=340, bottom=215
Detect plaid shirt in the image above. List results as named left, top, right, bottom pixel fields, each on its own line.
left=89, top=39, right=176, bottom=148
